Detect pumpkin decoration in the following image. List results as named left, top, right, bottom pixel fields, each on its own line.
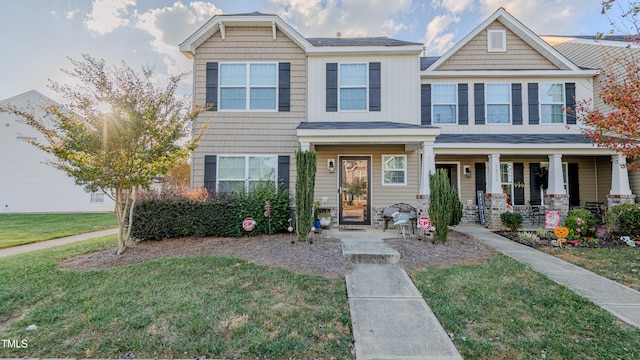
left=554, top=226, right=569, bottom=239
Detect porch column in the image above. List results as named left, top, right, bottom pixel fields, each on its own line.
left=547, top=154, right=566, bottom=195
left=545, top=154, right=569, bottom=223
left=419, top=141, right=436, bottom=195
left=484, top=153, right=507, bottom=230
left=299, top=142, right=310, bottom=151
left=608, top=154, right=636, bottom=209
left=487, top=153, right=502, bottom=194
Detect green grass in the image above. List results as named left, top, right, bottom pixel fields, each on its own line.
left=0, top=236, right=352, bottom=359
left=0, top=213, right=118, bottom=248
left=413, top=254, right=640, bottom=359
left=540, top=247, right=640, bottom=291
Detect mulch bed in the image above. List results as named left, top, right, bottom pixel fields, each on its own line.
left=59, top=230, right=496, bottom=278
left=496, top=230, right=631, bottom=248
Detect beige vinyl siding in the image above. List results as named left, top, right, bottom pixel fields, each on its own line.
left=422, top=77, right=593, bottom=135
left=630, top=169, right=640, bottom=203
left=315, top=145, right=419, bottom=209
left=596, top=156, right=613, bottom=203
left=438, top=22, right=559, bottom=71
left=191, top=26, right=306, bottom=189
left=307, top=55, right=420, bottom=124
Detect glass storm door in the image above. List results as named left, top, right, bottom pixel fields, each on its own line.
left=339, top=157, right=370, bottom=225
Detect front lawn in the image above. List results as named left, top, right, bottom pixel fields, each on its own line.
left=0, top=236, right=352, bottom=359
left=0, top=213, right=118, bottom=248
left=413, top=254, right=640, bottom=359
left=540, top=246, right=640, bottom=291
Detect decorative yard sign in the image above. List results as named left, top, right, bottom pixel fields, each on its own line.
left=544, top=210, right=561, bottom=229
left=477, top=190, right=486, bottom=225
left=243, top=217, right=256, bottom=232
left=418, top=216, right=431, bottom=231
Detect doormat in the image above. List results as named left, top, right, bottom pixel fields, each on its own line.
left=338, top=227, right=367, bottom=231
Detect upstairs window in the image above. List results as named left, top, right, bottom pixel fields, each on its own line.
left=432, top=84, right=457, bottom=124
left=219, top=63, right=277, bottom=110
left=540, top=83, right=565, bottom=123
left=339, top=63, right=368, bottom=110
left=487, top=29, right=507, bottom=52
left=486, top=84, right=510, bottom=124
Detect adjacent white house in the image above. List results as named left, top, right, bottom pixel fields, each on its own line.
left=0, top=90, right=115, bottom=213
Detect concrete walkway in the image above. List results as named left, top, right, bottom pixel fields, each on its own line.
left=0, top=228, right=118, bottom=259
left=337, top=229, right=463, bottom=360
left=455, top=224, right=640, bottom=328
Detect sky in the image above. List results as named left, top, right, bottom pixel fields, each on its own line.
left=0, top=0, right=617, bottom=103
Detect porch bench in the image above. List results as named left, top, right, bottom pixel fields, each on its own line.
left=382, top=203, right=417, bottom=234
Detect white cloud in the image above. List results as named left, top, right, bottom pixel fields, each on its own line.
left=478, top=0, right=592, bottom=35
left=433, top=0, right=474, bottom=14
left=135, top=2, right=222, bottom=76
left=423, top=14, right=460, bottom=54
left=66, top=10, right=79, bottom=20
left=271, top=0, right=412, bottom=37
left=84, top=0, right=135, bottom=35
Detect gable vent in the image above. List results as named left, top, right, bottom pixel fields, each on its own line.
left=487, top=29, right=506, bottom=52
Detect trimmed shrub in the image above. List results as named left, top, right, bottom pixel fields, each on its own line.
left=295, top=150, right=317, bottom=242
left=449, top=188, right=463, bottom=226
left=429, top=169, right=453, bottom=243
left=130, top=184, right=291, bottom=240
left=500, top=212, right=523, bottom=233
left=564, top=215, right=587, bottom=240
left=566, top=208, right=596, bottom=233
left=606, top=203, right=640, bottom=237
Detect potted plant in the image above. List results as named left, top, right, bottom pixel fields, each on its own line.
left=318, top=212, right=332, bottom=227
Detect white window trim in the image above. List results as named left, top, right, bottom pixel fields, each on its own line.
left=500, top=162, right=514, bottom=204
left=382, top=154, right=407, bottom=186
left=486, top=83, right=511, bottom=124
left=338, top=62, right=369, bottom=112
left=539, top=83, right=566, bottom=124
left=217, top=154, right=278, bottom=192
left=432, top=83, right=458, bottom=125
left=218, top=62, right=278, bottom=112
left=487, top=29, right=507, bottom=52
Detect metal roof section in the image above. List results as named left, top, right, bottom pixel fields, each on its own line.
left=307, top=37, right=422, bottom=47
left=420, top=57, right=440, bottom=70
left=296, top=121, right=440, bottom=146
left=297, top=121, right=437, bottom=130
left=435, top=134, right=593, bottom=144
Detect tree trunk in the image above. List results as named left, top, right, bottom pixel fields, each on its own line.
left=114, top=187, right=127, bottom=255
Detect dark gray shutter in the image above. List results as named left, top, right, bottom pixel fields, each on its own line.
left=474, top=83, right=485, bottom=125
left=421, top=84, right=431, bottom=125
left=565, top=82, right=576, bottom=125
left=568, top=163, right=580, bottom=206
left=513, top=163, right=525, bottom=205
left=205, top=62, right=218, bottom=111
left=528, top=83, right=539, bottom=125
left=475, top=163, right=486, bottom=204
left=530, top=163, right=542, bottom=205
left=369, top=62, right=381, bottom=111
left=512, top=83, right=522, bottom=125
left=278, top=62, right=290, bottom=112
left=278, top=155, right=290, bottom=191
left=458, top=83, right=468, bottom=125
left=326, top=63, right=338, bottom=112
left=204, top=155, right=217, bottom=193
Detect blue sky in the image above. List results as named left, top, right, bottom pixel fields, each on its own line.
left=0, top=0, right=614, bottom=102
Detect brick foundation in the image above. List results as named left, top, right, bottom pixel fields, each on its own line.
left=484, top=193, right=507, bottom=230
left=607, top=194, right=637, bottom=210
left=544, top=194, right=570, bottom=225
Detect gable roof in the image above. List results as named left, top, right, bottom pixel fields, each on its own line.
left=180, top=12, right=424, bottom=58
left=424, top=8, right=581, bottom=72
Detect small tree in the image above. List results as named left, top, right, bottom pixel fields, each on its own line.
left=0, top=54, right=206, bottom=254
left=295, top=149, right=317, bottom=241
left=429, top=169, right=454, bottom=243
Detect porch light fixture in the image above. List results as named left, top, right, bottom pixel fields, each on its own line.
left=328, top=159, right=336, bottom=173
left=464, top=165, right=471, bottom=178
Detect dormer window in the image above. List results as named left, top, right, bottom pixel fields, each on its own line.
left=487, top=29, right=506, bottom=52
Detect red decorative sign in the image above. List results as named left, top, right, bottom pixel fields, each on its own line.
left=418, top=216, right=431, bottom=231
left=243, top=217, right=256, bottom=232
left=545, top=211, right=561, bottom=229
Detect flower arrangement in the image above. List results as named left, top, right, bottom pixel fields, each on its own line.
left=564, top=216, right=585, bottom=240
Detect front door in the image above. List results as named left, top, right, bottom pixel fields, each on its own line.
left=339, top=156, right=370, bottom=225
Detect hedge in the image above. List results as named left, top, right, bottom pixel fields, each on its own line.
left=130, top=183, right=292, bottom=240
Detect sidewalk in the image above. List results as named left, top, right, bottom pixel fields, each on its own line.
left=0, top=228, right=118, bottom=259
left=455, top=224, right=640, bottom=328
left=338, top=229, right=463, bottom=360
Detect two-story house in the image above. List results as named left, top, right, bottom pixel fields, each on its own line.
left=180, top=8, right=636, bottom=230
